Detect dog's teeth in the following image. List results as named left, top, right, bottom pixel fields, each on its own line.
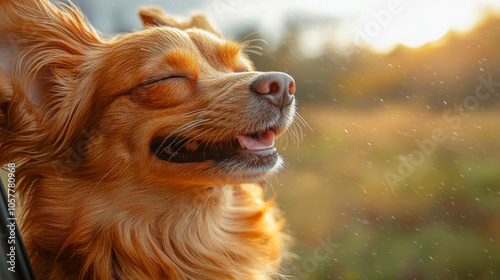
left=236, top=137, right=247, bottom=150
left=184, top=141, right=199, bottom=151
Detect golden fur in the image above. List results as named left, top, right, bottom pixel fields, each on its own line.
left=0, top=1, right=296, bottom=279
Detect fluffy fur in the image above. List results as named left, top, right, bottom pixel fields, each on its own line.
left=0, top=1, right=296, bottom=279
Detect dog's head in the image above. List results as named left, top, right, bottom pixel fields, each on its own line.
left=0, top=2, right=296, bottom=187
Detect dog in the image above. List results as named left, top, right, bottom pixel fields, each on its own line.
left=0, top=0, right=296, bottom=279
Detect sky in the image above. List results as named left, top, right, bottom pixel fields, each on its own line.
left=204, top=0, right=500, bottom=55
left=75, top=0, right=500, bottom=56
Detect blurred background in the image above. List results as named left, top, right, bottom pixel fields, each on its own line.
left=11, top=0, right=500, bottom=279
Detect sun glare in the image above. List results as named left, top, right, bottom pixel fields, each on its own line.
left=293, top=0, right=494, bottom=57
left=374, top=0, right=481, bottom=51
left=210, top=0, right=500, bottom=57
left=349, top=0, right=486, bottom=52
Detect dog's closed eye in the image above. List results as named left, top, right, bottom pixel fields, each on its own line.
left=130, top=75, right=195, bottom=107
left=142, top=75, right=189, bottom=86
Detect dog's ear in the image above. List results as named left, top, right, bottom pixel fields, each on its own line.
left=0, top=0, right=102, bottom=108
left=139, top=6, right=221, bottom=37
left=0, top=0, right=107, bottom=163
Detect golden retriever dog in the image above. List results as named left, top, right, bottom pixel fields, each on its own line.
left=0, top=0, right=297, bottom=279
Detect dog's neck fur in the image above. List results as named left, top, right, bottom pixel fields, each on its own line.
left=21, top=174, right=285, bottom=280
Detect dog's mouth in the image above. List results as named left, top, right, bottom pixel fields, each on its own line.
left=150, top=129, right=278, bottom=164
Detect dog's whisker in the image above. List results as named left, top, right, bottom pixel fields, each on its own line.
left=195, top=135, right=221, bottom=160
left=88, top=161, right=121, bottom=199
left=244, top=49, right=263, bottom=56
left=207, top=128, right=228, bottom=151
left=179, top=109, right=210, bottom=118
left=291, top=113, right=310, bottom=145
left=238, top=32, right=260, bottom=44
left=153, top=119, right=211, bottom=156
left=244, top=45, right=264, bottom=51
left=262, top=177, right=277, bottom=195
left=288, top=123, right=302, bottom=148
left=161, top=121, right=211, bottom=146
left=242, top=37, right=268, bottom=46
left=291, top=122, right=301, bottom=145
left=159, top=131, right=205, bottom=158
left=296, top=112, right=311, bottom=132
left=165, top=128, right=215, bottom=162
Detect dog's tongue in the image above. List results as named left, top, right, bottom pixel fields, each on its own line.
left=235, top=131, right=275, bottom=151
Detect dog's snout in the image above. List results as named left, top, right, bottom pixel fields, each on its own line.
left=251, top=72, right=295, bottom=109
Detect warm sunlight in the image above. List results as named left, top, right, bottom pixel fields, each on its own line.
left=209, top=0, right=500, bottom=56
left=5, top=1, right=500, bottom=279
left=367, top=0, right=484, bottom=51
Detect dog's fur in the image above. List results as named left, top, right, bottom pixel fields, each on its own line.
left=0, top=1, right=296, bottom=279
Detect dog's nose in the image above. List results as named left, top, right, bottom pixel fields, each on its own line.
left=251, top=72, right=295, bottom=109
